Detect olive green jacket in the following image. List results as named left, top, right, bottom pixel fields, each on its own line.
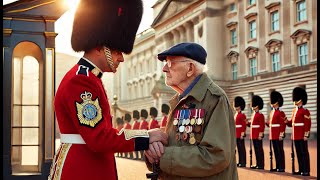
left=146, top=73, right=238, bottom=180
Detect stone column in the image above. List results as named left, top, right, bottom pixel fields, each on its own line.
left=177, top=26, right=186, bottom=42
left=184, top=21, right=194, bottom=42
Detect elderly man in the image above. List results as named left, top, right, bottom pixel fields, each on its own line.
left=48, top=0, right=167, bottom=179
left=144, top=42, right=238, bottom=179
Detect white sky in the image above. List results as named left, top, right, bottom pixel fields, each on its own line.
left=3, top=0, right=158, bottom=57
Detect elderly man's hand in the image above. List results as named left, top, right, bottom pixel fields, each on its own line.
left=144, top=141, right=165, bottom=163
left=148, top=128, right=168, bottom=145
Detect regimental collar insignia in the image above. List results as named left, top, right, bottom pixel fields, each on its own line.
left=75, top=91, right=102, bottom=128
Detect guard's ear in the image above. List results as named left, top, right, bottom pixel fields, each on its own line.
left=186, top=62, right=195, bottom=77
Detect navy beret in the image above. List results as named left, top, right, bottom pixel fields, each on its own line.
left=157, top=42, right=207, bottom=65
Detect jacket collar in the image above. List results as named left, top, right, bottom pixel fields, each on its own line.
left=169, top=73, right=213, bottom=107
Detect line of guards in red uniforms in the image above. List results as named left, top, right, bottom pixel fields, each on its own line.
left=234, top=87, right=311, bottom=176
left=115, top=104, right=170, bottom=160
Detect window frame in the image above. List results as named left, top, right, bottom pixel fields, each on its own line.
left=271, top=52, right=281, bottom=72
left=249, top=20, right=256, bottom=39
left=296, top=0, right=307, bottom=22
left=232, top=63, right=237, bottom=80
left=249, top=58, right=257, bottom=76
left=271, top=10, right=280, bottom=32
left=298, top=43, right=308, bottom=66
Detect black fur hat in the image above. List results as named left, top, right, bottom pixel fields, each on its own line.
left=150, top=107, right=158, bottom=117
left=234, top=96, right=246, bottom=110
left=140, top=109, right=148, bottom=119
left=116, top=117, right=124, bottom=125
left=161, top=104, right=170, bottom=114
left=124, top=113, right=131, bottom=122
left=251, top=95, right=264, bottom=110
left=270, top=91, right=284, bottom=107
left=133, top=110, right=140, bottom=119
left=292, top=87, right=307, bottom=105
left=71, top=0, right=143, bottom=53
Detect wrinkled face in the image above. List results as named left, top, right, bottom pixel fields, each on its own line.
left=162, top=56, right=191, bottom=87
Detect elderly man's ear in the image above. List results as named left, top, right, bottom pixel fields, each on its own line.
left=186, top=63, right=195, bottom=77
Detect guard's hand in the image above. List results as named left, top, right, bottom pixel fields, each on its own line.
left=303, top=137, right=308, bottom=141
left=279, top=136, right=283, bottom=141
left=148, top=128, right=168, bottom=145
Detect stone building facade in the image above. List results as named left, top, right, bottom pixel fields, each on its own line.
left=114, top=0, right=317, bottom=135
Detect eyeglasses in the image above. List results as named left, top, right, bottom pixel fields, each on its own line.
left=163, top=59, right=190, bottom=68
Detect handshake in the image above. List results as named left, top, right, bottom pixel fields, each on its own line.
left=147, top=128, right=169, bottom=164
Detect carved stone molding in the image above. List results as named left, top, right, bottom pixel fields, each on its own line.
left=290, top=29, right=312, bottom=45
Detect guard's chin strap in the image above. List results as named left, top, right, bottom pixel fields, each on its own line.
left=103, top=46, right=116, bottom=73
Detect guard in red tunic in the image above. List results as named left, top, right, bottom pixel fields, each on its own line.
left=160, top=104, right=170, bottom=129
left=139, top=109, right=149, bottom=160
left=139, top=109, right=149, bottom=130
left=131, top=110, right=141, bottom=130
left=286, top=87, right=311, bottom=176
left=149, top=107, right=160, bottom=129
left=266, top=91, right=286, bottom=172
left=123, top=113, right=133, bottom=159
left=131, top=110, right=141, bottom=160
left=48, top=1, right=168, bottom=179
left=248, top=95, right=265, bottom=170
left=233, top=96, right=247, bottom=167
left=124, top=113, right=132, bottom=130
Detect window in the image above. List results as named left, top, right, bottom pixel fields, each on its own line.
left=249, top=21, right=256, bottom=39
left=12, top=56, right=40, bottom=173
left=230, top=29, right=237, bottom=45
left=297, top=0, right=307, bottom=22
left=232, top=63, right=237, bottom=80
left=249, top=58, right=257, bottom=76
left=248, top=0, right=256, bottom=6
left=271, top=11, right=279, bottom=32
left=298, top=43, right=308, bottom=66
left=230, top=3, right=236, bottom=11
left=271, top=52, right=280, bottom=72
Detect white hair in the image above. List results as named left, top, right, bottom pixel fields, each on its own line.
left=189, top=59, right=207, bottom=74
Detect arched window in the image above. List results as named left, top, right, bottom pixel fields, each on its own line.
left=12, top=56, right=40, bottom=173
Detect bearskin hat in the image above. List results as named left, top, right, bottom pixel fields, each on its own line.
left=234, top=96, right=246, bottom=110
left=161, top=104, right=170, bottom=114
left=133, top=110, right=140, bottom=119
left=270, top=90, right=284, bottom=107
left=71, top=0, right=143, bottom=54
left=116, top=117, right=124, bottom=125
left=251, top=95, right=264, bottom=110
left=124, top=113, right=131, bottom=122
left=149, top=107, right=158, bottom=117
left=140, top=109, right=148, bottom=119
left=292, top=87, right=307, bottom=105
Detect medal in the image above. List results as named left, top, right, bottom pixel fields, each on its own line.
left=189, top=133, right=196, bottom=144
left=182, top=132, right=188, bottom=141
left=196, top=118, right=202, bottom=125
left=194, top=125, right=201, bottom=133
left=179, top=125, right=185, bottom=133
left=173, top=119, right=179, bottom=126
left=173, top=110, right=180, bottom=126
left=195, top=133, right=202, bottom=142
left=175, top=133, right=180, bottom=141
left=185, top=110, right=191, bottom=125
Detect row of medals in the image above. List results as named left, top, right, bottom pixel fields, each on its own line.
left=173, top=117, right=204, bottom=145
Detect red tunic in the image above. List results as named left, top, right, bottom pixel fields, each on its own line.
left=286, top=107, right=311, bottom=140
left=160, top=116, right=168, bottom=128
left=234, top=112, right=247, bottom=138
left=139, top=120, right=149, bottom=130
left=149, top=119, right=160, bottom=129
left=250, top=111, right=265, bottom=139
left=123, top=122, right=132, bottom=130
left=49, top=61, right=148, bottom=180
left=267, top=109, right=286, bottom=140
left=131, top=120, right=140, bottom=130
